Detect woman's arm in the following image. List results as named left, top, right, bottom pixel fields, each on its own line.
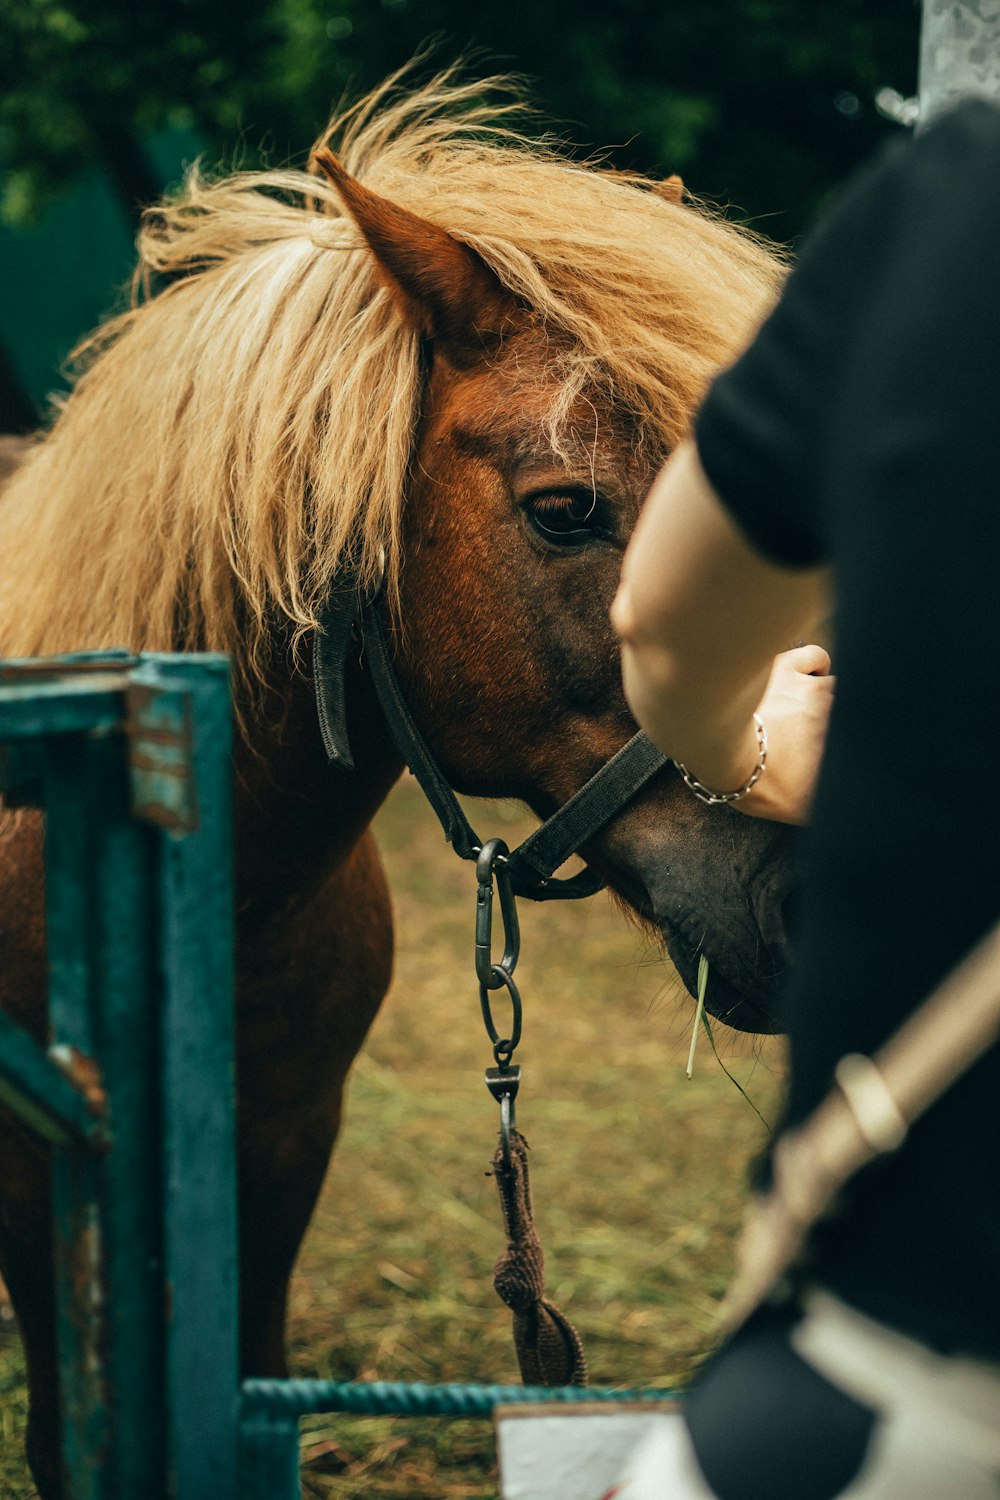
left=611, top=441, right=833, bottom=824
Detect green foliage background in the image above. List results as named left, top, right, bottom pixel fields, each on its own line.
left=0, top=0, right=920, bottom=423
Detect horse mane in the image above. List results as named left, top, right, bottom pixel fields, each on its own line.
left=0, top=64, right=785, bottom=693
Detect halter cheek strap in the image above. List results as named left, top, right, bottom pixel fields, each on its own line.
left=314, top=590, right=669, bottom=902
left=313, top=578, right=363, bottom=771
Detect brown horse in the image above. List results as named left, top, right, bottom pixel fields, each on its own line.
left=0, top=70, right=796, bottom=1496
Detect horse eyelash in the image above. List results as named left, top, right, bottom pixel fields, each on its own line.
left=525, top=488, right=598, bottom=520
left=523, top=488, right=612, bottom=547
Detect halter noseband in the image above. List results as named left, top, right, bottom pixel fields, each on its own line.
left=314, top=589, right=668, bottom=902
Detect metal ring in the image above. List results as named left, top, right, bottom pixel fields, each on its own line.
left=479, top=967, right=522, bottom=1059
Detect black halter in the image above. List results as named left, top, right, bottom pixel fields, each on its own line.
left=314, top=589, right=668, bottom=902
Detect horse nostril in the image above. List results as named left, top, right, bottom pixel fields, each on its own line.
left=751, top=870, right=803, bottom=968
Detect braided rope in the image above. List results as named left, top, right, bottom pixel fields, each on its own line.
left=241, top=1378, right=681, bottom=1420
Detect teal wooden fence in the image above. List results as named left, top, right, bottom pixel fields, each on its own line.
left=0, top=652, right=238, bottom=1498
left=0, top=652, right=673, bottom=1500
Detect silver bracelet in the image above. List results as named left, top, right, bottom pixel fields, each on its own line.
left=674, top=713, right=768, bottom=807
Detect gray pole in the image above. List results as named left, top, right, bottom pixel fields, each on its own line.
left=919, top=0, right=1000, bottom=126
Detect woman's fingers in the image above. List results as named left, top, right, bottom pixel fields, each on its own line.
left=736, top=645, right=835, bottom=825
left=783, top=642, right=832, bottom=677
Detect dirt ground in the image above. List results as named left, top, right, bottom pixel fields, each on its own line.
left=0, top=776, right=786, bottom=1498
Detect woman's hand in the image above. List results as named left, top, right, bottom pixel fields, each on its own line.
left=726, top=644, right=834, bottom=824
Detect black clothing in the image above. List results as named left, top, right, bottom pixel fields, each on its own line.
left=677, top=1290, right=1000, bottom=1500
left=695, top=100, right=1000, bottom=1360
left=685, top=1306, right=876, bottom=1500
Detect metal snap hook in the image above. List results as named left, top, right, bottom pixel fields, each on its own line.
left=475, top=838, right=521, bottom=990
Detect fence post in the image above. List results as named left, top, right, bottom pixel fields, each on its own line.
left=39, top=683, right=167, bottom=1499
left=128, top=656, right=239, bottom=1500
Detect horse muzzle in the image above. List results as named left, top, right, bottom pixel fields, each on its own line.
left=655, top=839, right=803, bottom=1035
left=596, top=799, right=804, bottom=1036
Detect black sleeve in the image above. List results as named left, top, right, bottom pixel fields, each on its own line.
left=692, top=122, right=919, bottom=568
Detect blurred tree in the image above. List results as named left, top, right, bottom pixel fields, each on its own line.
left=0, top=0, right=920, bottom=423
left=0, top=0, right=273, bottom=224
left=1, top=0, right=920, bottom=238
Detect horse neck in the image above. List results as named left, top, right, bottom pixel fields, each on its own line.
left=231, top=648, right=403, bottom=920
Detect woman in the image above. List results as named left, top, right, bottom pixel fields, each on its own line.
left=611, top=97, right=1000, bottom=1499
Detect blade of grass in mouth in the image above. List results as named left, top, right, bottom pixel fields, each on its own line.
left=685, top=953, right=710, bottom=1079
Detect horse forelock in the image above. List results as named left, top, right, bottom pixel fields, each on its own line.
left=0, top=63, right=785, bottom=699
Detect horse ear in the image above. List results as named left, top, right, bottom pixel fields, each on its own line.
left=655, top=174, right=685, bottom=205
left=312, top=148, right=522, bottom=364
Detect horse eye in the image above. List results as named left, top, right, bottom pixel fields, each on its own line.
left=524, top=489, right=602, bottom=545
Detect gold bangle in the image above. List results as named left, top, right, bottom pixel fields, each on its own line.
left=675, top=714, right=767, bottom=807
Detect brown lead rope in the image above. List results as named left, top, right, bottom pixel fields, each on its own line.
left=491, top=1125, right=588, bottom=1387
left=476, top=840, right=587, bottom=1385
left=721, top=915, right=1000, bottom=1337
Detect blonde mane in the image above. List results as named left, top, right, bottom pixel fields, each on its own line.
left=0, top=66, right=785, bottom=692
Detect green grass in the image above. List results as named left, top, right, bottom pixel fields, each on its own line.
left=0, top=777, right=786, bottom=1498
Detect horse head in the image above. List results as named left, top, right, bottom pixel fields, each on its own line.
left=0, top=73, right=797, bottom=1033
left=314, top=146, right=799, bottom=1034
